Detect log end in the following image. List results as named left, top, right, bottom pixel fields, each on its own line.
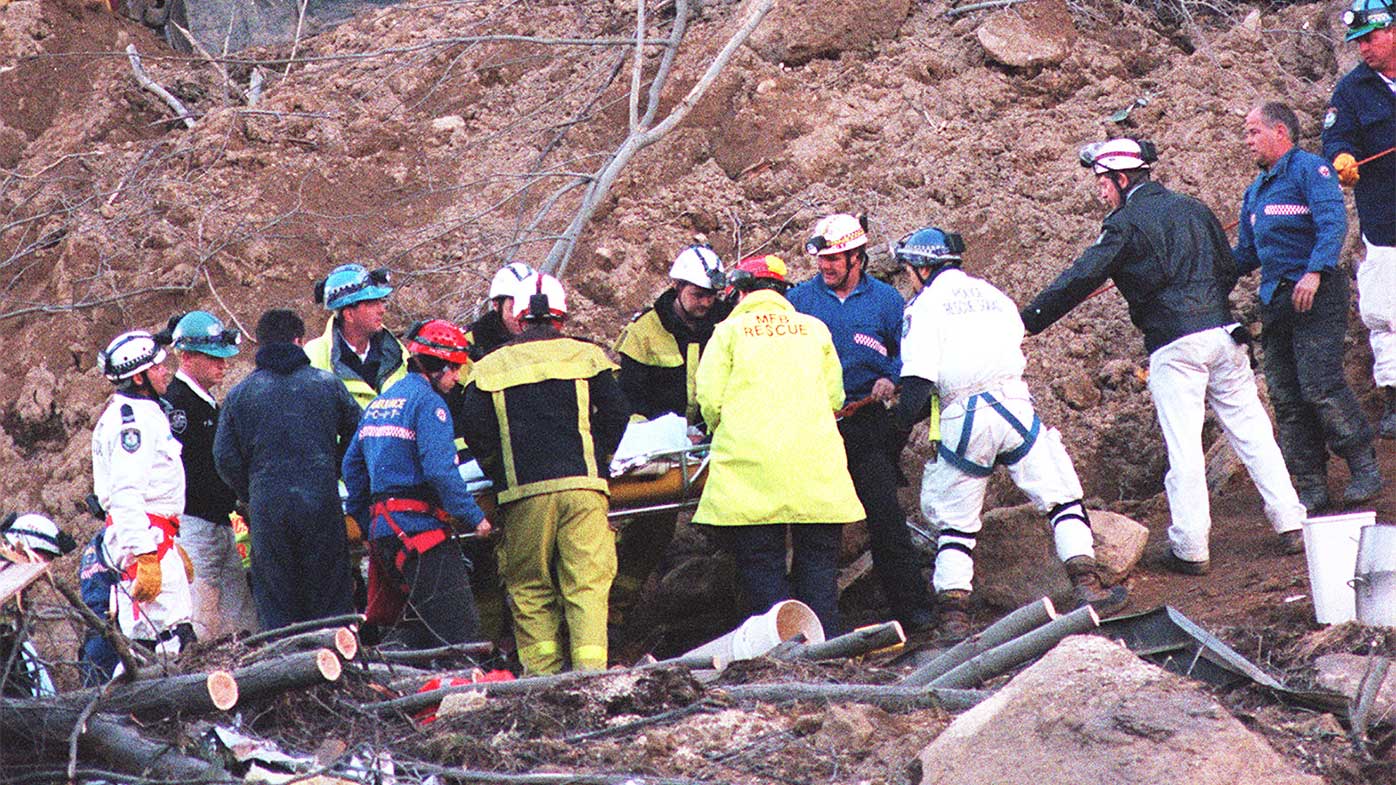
left=1041, top=596, right=1057, bottom=619
left=317, top=649, right=343, bottom=682
left=334, top=627, right=359, bottom=661
left=207, top=670, right=239, bottom=711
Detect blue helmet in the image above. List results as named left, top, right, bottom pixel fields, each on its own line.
left=1344, top=0, right=1393, bottom=41
left=172, top=311, right=240, bottom=358
left=893, top=226, right=966, bottom=268
left=315, top=264, right=392, bottom=311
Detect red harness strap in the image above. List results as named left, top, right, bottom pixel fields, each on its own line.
left=369, top=499, right=451, bottom=571
left=109, top=513, right=180, bottom=580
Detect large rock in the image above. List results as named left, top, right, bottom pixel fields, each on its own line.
left=742, top=0, right=912, bottom=67
left=917, top=636, right=1324, bottom=785
left=1315, top=653, right=1396, bottom=719
left=976, top=0, right=1076, bottom=69
left=973, top=504, right=1146, bottom=611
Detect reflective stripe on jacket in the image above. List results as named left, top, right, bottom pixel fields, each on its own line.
left=303, top=315, right=408, bottom=408
left=693, top=290, right=864, bottom=526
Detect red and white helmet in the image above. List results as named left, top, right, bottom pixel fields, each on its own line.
left=1079, top=138, right=1157, bottom=175
left=405, top=319, right=470, bottom=364
left=668, top=245, right=726, bottom=290
left=511, top=272, right=568, bottom=322
left=806, top=213, right=868, bottom=256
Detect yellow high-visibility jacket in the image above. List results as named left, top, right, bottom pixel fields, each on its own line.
left=303, top=315, right=408, bottom=409
left=693, top=290, right=865, bottom=526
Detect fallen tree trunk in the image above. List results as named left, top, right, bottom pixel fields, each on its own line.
left=0, top=699, right=218, bottom=780
left=928, top=605, right=1099, bottom=689
left=241, top=613, right=364, bottom=647
left=901, top=597, right=1055, bottom=687
left=777, top=622, right=905, bottom=662
left=371, top=641, right=493, bottom=664
left=60, top=668, right=239, bottom=716
left=720, top=683, right=988, bottom=712
left=230, top=648, right=342, bottom=702
left=245, top=626, right=358, bottom=663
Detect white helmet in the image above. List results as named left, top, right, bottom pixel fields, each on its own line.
left=489, top=262, right=537, bottom=300
left=98, top=330, right=167, bottom=382
left=511, top=272, right=568, bottom=321
left=668, top=245, right=726, bottom=290
left=1079, top=138, right=1157, bottom=175
left=806, top=213, right=868, bottom=256
left=1, top=513, right=71, bottom=557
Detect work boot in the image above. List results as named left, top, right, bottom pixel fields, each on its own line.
left=1162, top=550, right=1210, bottom=576
left=1381, top=387, right=1396, bottom=440
left=1342, top=445, right=1383, bottom=505
left=1279, top=529, right=1305, bottom=555
left=1295, top=475, right=1331, bottom=515
left=934, top=590, right=972, bottom=644
left=1063, top=556, right=1129, bottom=616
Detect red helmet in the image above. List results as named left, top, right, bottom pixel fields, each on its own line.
left=405, top=319, right=470, bottom=364
left=727, top=254, right=789, bottom=292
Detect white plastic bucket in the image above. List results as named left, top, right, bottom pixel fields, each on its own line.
left=1302, top=511, right=1376, bottom=624
left=681, top=599, right=825, bottom=662
left=1354, top=523, right=1396, bottom=627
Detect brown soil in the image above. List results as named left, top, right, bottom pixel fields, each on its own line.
left=3, top=0, right=1394, bottom=782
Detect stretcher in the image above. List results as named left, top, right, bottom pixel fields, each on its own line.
left=461, top=444, right=710, bottom=522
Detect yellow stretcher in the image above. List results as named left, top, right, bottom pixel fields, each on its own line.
left=469, top=445, right=710, bottom=522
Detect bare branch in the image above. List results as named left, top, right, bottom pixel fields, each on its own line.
left=125, top=45, right=196, bottom=129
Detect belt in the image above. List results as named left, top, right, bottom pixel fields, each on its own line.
left=369, top=498, right=451, bottom=571
left=108, top=513, right=180, bottom=580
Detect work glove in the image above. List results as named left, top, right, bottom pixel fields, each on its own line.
left=176, top=544, right=195, bottom=582
left=131, top=552, right=163, bottom=603
left=1334, top=153, right=1359, bottom=188
left=344, top=514, right=363, bottom=546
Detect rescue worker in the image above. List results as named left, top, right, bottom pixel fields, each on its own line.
left=92, top=329, right=195, bottom=655
left=693, top=255, right=865, bottom=636
left=789, top=214, right=934, bottom=632
left=76, top=529, right=120, bottom=685
left=467, top=262, right=534, bottom=361
left=1021, top=139, right=1307, bottom=575
left=610, top=243, right=731, bottom=625
left=163, top=311, right=259, bottom=639
left=0, top=513, right=75, bottom=697
left=343, top=319, right=493, bottom=649
left=891, top=227, right=1127, bottom=642
left=1235, top=102, right=1381, bottom=513
left=458, top=273, right=629, bottom=674
left=214, top=309, right=362, bottom=630
left=1324, top=0, right=1396, bottom=437
left=306, top=263, right=407, bottom=408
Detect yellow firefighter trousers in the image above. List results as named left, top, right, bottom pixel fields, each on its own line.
left=499, top=489, right=616, bottom=674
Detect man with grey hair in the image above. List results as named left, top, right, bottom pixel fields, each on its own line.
left=1234, top=101, right=1381, bottom=517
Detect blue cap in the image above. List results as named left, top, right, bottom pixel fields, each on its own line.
left=319, top=264, right=392, bottom=311
left=173, top=311, right=240, bottom=358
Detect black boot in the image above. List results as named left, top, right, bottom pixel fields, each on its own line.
left=1064, top=556, right=1129, bottom=616
left=1342, top=445, right=1383, bottom=505
left=1381, top=387, right=1396, bottom=440
left=934, top=590, right=972, bottom=644
left=1295, top=474, right=1331, bottom=515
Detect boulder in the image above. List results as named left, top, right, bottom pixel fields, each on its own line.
left=741, top=0, right=912, bottom=67
left=918, top=636, right=1325, bottom=785
left=1315, top=653, right=1395, bottom=720
left=972, top=504, right=1147, bottom=611
left=975, top=0, right=1076, bottom=69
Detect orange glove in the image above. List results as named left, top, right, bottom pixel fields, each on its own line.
left=176, top=544, right=195, bottom=582
left=1334, top=153, right=1359, bottom=188
left=131, top=553, right=163, bottom=603
left=345, top=514, right=363, bottom=546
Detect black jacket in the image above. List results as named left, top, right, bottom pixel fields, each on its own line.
left=164, top=374, right=237, bottom=525
left=466, top=310, right=513, bottom=361
left=458, top=327, right=628, bottom=504
left=214, top=343, right=361, bottom=520
left=614, top=288, right=729, bottom=423
left=1021, top=180, right=1238, bottom=354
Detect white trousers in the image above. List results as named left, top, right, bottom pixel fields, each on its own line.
left=112, top=543, right=193, bottom=651
left=921, top=380, right=1092, bottom=594
left=177, top=514, right=259, bottom=640
left=1147, top=327, right=1306, bottom=562
left=1357, top=237, right=1396, bottom=388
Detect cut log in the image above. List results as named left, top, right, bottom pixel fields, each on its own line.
left=901, top=597, right=1055, bottom=687
left=0, top=699, right=218, bottom=780
left=720, top=682, right=988, bottom=713
left=230, top=648, right=342, bottom=703
left=246, top=627, right=358, bottom=663
left=928, top=605, right=1100, bottom=689
left=240, top=613, right=364, bottom=647
left=62, top=668, right=239, bottom=717
left=777, top=622, right=905, bottom=661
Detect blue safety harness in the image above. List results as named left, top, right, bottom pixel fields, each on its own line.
left=937, top=392, right=1040, bottom=478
